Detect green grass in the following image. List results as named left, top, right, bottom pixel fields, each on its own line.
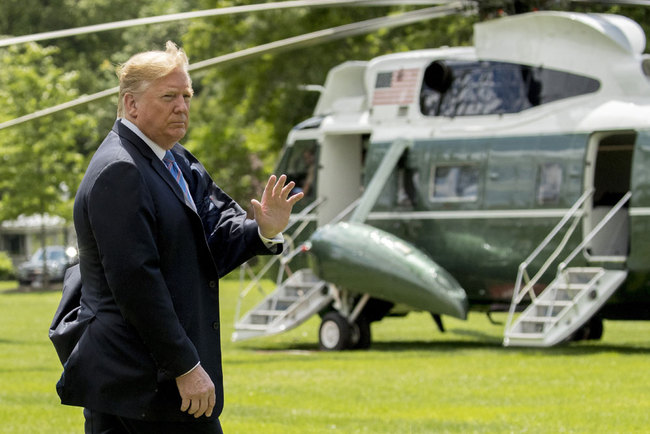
left=1, top=279, right=648, bottom=433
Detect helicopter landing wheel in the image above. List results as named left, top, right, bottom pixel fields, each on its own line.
left=350, top=315, right=371, bottom=350
left=319, top=311, right=351, bottom=351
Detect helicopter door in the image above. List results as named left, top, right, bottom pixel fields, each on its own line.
left=584, top=132, right=635, bottom=260
left=317, top=134, right=365, bottom=227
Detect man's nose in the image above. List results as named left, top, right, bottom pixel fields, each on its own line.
left=174, top=96, right=189, bottom=112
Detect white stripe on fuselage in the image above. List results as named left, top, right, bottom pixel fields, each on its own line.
left=289, top=207, right=650, bottom=221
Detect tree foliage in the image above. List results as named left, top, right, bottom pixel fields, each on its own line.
left=0, top=0, right=649, bottom=220
left=0, top=43, right=96, bottom=222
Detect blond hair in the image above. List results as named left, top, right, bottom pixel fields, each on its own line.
left=116, top=41, right=193, bottom=117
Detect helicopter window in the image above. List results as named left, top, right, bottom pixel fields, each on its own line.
left=536, top=162, right=563, bottom=205
left=420, top=60, right=600, bottom=117
left=430, top=164, right=479, bottom=202
left=278, top=140, right=318, bottom=201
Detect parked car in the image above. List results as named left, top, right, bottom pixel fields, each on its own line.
left=17, top=246, right=78, bottom=286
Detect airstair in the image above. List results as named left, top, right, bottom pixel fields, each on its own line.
left=503, top=267, right=627, bottom=346
left=232, top=268, right=333, bottom=342
left=503, top=190, right=630, bottom=347
left=232, top=197, right=333, bottom=342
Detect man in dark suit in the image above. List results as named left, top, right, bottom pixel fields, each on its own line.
left=56, top=41, right=303, bottom=433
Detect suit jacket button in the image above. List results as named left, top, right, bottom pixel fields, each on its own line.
left=212, top=321, right=219, bottom=330
left=209, top=281, right=217, bottom=288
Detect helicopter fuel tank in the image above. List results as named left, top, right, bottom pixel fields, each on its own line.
left=306, top=222, right=468, bottom=319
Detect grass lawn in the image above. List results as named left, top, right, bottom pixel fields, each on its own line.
left=0, top=278, right=648, bottom=433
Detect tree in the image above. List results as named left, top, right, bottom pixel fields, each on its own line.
left=0, top=43, right=96, bottom=285
left=0, top=43, right=97, bottom=219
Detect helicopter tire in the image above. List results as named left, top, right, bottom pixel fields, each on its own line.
left=585, top=316, right=604, bottom=340
left=571, top=316, right=604, bottom=341
left=350, top=315, right=371, bottom=350
left=319, top=311, right=351, bottom=351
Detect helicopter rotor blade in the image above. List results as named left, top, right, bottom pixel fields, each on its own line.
left=189, top=3, right=469, bottom=73
left=0, top=2, right=469, bottom=131
left=570, top=0, right=650, bottom=5
left=0, top=0, right=458, bottom=48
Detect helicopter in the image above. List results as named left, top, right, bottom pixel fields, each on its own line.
left=232, top=9, right=650, bottom=350
left=2, top=1, right=648, bottom=351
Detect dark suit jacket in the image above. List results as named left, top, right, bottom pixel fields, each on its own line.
left=56, top=120, right=275, bottom=421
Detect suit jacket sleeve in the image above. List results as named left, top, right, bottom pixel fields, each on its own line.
left=87, top=160, right=199, bottom=377
left=181, top=148, right=279, bottom=278
left=203, top=185, right=271, bottom=277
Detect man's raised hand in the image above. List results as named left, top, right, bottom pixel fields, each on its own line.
left=251, top=174, right=304, bottom=239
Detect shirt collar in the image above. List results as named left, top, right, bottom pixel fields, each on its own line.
left=119, top=118, right=167, bottom=161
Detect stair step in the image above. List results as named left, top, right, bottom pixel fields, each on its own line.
left=282, top=289, right=307, bottom=297
left=535, top=300, right=572, bottom=307
left=266, top=296, right=299, bottom=306
left=285, top=282, right=321, bottom=289
left=505, top=332, right=545, bottom=339
left=234, top=323, right=272, bottom=331
left=531, top=300, right=573, bottom=317
left=521, top=316, right=557, bottom=323
left=555, top=283, right=588, bottom=291
left=251, top=310, right=284, bottom=317
left=553, top=290, right=582, bottom=301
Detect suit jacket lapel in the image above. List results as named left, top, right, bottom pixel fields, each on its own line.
left=114, top=120, right=192, bottom=210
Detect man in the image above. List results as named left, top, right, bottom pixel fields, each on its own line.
left=56, top=41, right=303, bottom=433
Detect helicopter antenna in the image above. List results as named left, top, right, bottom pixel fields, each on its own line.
left=0, top=0, right=459, bottom=48
left=0, top=3, right=470, bottom=131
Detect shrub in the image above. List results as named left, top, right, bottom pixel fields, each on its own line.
left=0, top=251, right=16, bottom=280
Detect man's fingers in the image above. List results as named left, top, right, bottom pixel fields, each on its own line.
left=188, top=398, right=201, bottom=415
left=193, top=398, right=209, bottom=418
left=259, top=175, right=274, bottom=204
left=206, top=392, right=216, bottom=417
left=281, top=181, right=296, bottom=198
left=180, top=397, right=191, bottom=412
left=250, top=199, right=262, bottom=215
left=272, top=174, right=286, bottom=197
left=265, top=174, right=277, bottom=199
left=288, top=191, right=304, bottom=204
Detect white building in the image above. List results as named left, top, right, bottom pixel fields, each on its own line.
left=0, top=214, right=75, bottom=264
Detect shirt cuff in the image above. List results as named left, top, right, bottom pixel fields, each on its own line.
left=258, top=228, right=284, bottom=249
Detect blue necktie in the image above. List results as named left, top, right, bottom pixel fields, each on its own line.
left=163, top=150, right=196, bottom=211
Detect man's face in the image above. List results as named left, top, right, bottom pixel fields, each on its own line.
left=126, top=67, right=193, bottom=149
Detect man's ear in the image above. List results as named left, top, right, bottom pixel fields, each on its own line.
left=124, top=93, right=138, bottom=118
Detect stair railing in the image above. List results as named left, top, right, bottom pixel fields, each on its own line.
left=542, top=191, right=630, bottom=319
left=505, top=188, right=594, bottom=334
left=557, top=191, right=631, bottom=274
left=234, top=197, right=325, bottom=325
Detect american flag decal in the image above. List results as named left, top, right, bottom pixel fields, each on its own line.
left=372, top=68, right=420, bottom=106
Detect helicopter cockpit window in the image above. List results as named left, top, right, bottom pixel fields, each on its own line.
left=420, top=60, right=600, bottom=117
left=430, top=164, right=479, bottom=202
left=278, top=140, right=318, bottom=202
left=536, top=162, right=563, bottom=205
